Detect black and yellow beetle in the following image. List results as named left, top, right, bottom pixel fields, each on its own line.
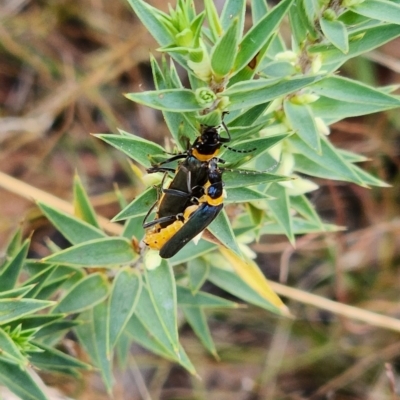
left=142, top=113, right=254, bottom=258
left=143, top=158, right=224, bottom=258
left=142, top=118, right=231, bottom=233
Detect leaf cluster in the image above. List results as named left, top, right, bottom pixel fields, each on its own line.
left=0, top=228, right=91, bottom=400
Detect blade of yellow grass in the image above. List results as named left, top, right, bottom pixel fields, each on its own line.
left=0, top=171, right=122, bottom=236
left=2, top=171, right=400, bottom=333
left=269, top=281, right=400, bottom=333
left=219, top=247, right=291, bottom=317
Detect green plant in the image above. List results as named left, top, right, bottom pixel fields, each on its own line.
left=0, top=227, right=91, bottom=399
left=1, top=0, right=400, bottom=398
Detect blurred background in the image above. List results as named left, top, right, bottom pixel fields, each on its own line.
left=1, top=0, right=400, bottom=399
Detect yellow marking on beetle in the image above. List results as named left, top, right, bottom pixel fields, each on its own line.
left=144, top=220, right=184, bottom=250
left=205, top=195, right=223, bottom=206
left=144, top=205, right=198, bottom=250
left=192, top=148, right=219, bottom=162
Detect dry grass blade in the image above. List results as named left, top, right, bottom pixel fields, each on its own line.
left=0, top=171, right=122, bottom=236
left=270, top=281, right=400, bottom=333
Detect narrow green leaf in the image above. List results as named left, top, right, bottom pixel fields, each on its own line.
left=204, top=0, right=222, bottom=41
left=145, top=260, right=179, bottom=352
left=6, top=314, right=62, bottom=331
left=126, top=0, right=174, bottom=46
left=261, top=218, right=342, bottom=235
left=22, top=264, right=57, bottom=298
left=0, top=286, right=35, bottom=300
left=169, top=241, right=217, bottom=265
left=0, top=299, right=54, bottom=325
left=291, top=134, right=364, bottom=185
left=29, top=342, right=91, bottom=372
left=229, top=102, right=270, bottom=127
left=53, top=273, right=109, bottom=314
left=73, top=174, right=100, bottom=228
left=225, top=187, right=271, bottom=203
left=310, top=76, right=400, bottom=107
left=24, top=258, right=57, bottom=282
left=338, top=9, right=369, bottom=25
left=74, top=311, right=96, bottom=366
left=134, top=286, right=177, bottom=357
left=226, top=121, right=271, bottom=140
left=225, top=75, right=323, bottom=110
left=126, top=314, right=197, bottom=375
left=115, top=332, right=132, bottom=369
left=125, top=89, right=203, bottom=112
left=113, top=187, right=157, bottom=221
left=208, top=266, right=282, bottom=313
left=320, top=17, right=349, bottom=53
left=108, top=268, right=142, bottom=351
left=34, top=320, right=80, bottom=339
left=176, top=345, right=199, bottom=374
left=43, top=237, right=137, bottom=266
left=190, top=11, right=206, bottom=47
left=177, top=285, right=238, bottom=308
left=294, top=153, right=353, bottom=181
left=5, top=227, right=22, bottom=258
left=163, top=55, right=183, bottom=89
left=284, top=101, right=320, bottom=152
left=233, top=40, right=276, bottom=85
left=35, top=272, right=79, bottom=301
left=267, top=39, right=287, bottom=62
left=290, top=195, right=323, bottom=229
left=122, top=215, right=145, bottom=241
left=350, top=0, right=400, bottom=24
left=93, top=302, right=114, bottom=391
left=75, top=306, right=114, bottom=392
left=188, top=257, right=209, bottom=293
left=246, top=202, right=266, bottom=228
left=39, top=266, right=74, bottom=288
left=95, top=130, right=165, bottom=168
left=312, top=24, right=400, bottom=72
left=164, top=111, right=198, bottom=150
left=262, top=60, right=297, bottom=78
left=37, top=202, right=105, bottom=245
left=0, top=239, right=30, bottom=291
left=251, top=0, right=269, bottom=22
left=126, top=314, right=175, bottom=359
left=151, top=53, right=167, bottom=90
left=150, top=56, right=198, bottom=148
left=266, top=184, right=294, bottom=244
left=339, top=149, right=369, bottom=163
left=233, top=0, right=294, bottom=74
left=223, top=169, right=288, bottom=188
left=221, top=0, right=246, bottom=33
left=211, top=18, right=239, bottom=77
left=0, top=361, right=49, bottom=400
left=208, top=210, right=241, bottom=256
left=350, top=163, right=390, bottom=188
left=289, top=1, right=308, bottom=48
left=0, top=327, right=27, bottom=366
left=312, top=95, right=396, bottom=124
left=301, top=0, right=319, bottom=32
left=182, top=306, right=218, bottom=358
left=221, top=134, right=289, bottom=167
